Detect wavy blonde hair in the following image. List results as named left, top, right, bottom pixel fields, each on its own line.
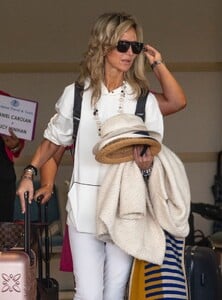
left=77, top=12, right=149, bottom=104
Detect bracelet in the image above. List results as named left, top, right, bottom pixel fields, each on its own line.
left=11, top=143, right=20, bottom=153
left=150, top=60, right=163, bottom=70
left=141, top=166, right=153, bottom=178
left=24, top=164, right=38, bottom=176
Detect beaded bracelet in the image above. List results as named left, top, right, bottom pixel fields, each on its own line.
left=24, top=164, right=38, bottom=176
left=141, top=166, right=153, bottom=179
left=150, top=60, right=163, bottom=70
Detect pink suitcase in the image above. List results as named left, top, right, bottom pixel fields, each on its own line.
left=0, top=192, right=37, bottom=299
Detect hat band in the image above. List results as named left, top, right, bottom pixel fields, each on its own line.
left=133, top=130, right=150, bottom=137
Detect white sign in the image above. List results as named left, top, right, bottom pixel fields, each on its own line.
left=0, top=95, right=38, bottom=141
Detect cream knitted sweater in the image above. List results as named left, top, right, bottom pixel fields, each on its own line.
left=96, top=144, right=190, bottom=265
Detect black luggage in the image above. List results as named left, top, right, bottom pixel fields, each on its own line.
left=211, top=150, right=222, bottom=232
left=185, top=246, right=222, bottom=300
left=36, top=198, right=59, bottom=300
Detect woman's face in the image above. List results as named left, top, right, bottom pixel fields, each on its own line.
left=105, top=27, right=138, bottom=75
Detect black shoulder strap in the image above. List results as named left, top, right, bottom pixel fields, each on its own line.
left=135, top=91, right=149, bottom=121
left=73, top=82, right=84, bottom=141
left=73, top=87, right=148, bottom=142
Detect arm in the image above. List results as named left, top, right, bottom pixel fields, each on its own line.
left=2, top=128, right=25, bottom=159
left=34, top=146, right=66, bottom=204
left=144, top=44, right=187, bottom=116
left=16, top=138, right=60, bottom=212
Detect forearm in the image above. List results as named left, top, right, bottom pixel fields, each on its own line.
left=143, top=44, right=187, bottom=116
left=152, top=63, right=187, bottom=115
left=40, top=159, right=57, bottom=187
left=39, top=146, right=65, bottom=186
left=35, top=158, right=58, bottom=203
left=34, top=145, right=66, bottom=203
left=29, top=139, right=60, bottom=169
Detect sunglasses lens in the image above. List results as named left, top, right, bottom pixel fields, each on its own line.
left=131, top=42, right=144, bottom=54
left=116, top=41, right=144, bottom=54
left=116, top=41, right=130, bottom=53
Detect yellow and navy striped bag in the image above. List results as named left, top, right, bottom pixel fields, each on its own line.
left=128, top=232, right=188, bottom=299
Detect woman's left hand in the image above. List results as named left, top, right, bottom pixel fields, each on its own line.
left=133, top=145, right=153, bottom=170
left=143, top=44, right=162, bottom=66
left=34, top=184, right=54, bottom=204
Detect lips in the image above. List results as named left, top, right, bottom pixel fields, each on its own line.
left=121, top=58, right=132, bottom=65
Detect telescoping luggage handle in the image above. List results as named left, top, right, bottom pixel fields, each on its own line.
left=24, top=191, right=31, bottom=257
left=36, top=195, right=51, bottom=281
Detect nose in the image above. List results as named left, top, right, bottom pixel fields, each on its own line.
left=126, top=45, right=134, bottom=55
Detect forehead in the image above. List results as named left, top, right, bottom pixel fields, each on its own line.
left=120, top=27, right=137, bottom=41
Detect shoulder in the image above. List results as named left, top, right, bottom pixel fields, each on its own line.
left=55, top=83, right=75, bottom=118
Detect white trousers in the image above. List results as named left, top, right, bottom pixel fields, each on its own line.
left=68, top=224, right=133, bottom=300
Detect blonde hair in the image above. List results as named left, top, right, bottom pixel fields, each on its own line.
left=77, top=12, right=149, bottom=104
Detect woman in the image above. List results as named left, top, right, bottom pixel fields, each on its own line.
left=17, top=12, right=186, bottom=300
left=0, top=90, right=24, bottom=222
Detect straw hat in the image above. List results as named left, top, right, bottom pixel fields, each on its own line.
left=93, top=114, right=161, bottom=164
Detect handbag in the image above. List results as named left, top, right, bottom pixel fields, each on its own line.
left=0, top=221, right=37, bottom=251
left=0, top=222, right=24, bottom=250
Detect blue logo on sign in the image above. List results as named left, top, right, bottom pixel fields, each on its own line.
left=10, top=99, right=20, bottom=107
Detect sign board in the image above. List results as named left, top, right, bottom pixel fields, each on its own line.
left=0, top=95, right=38, bottom=141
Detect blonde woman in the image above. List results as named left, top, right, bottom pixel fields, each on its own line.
left=17, top=12, right=186, bottom=300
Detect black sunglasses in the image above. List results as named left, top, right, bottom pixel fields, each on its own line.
left=116, top=40, right=144, bottom=54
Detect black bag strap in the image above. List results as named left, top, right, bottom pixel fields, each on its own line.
left=73, top=82, right=84, bottom=143
left=73, top=85, right=149, bottom=142
left=135, top=91, right=149, bottom=121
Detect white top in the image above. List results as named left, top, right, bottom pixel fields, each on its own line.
left=44, top=81, right=164, bottom=233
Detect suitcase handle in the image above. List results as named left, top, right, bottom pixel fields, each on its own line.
left=24, top=191, right=31, bottom=257
left=37, top=195, right=51, bottom=281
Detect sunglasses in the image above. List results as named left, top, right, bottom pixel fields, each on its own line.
left=116, top=40, right=144, bottom=54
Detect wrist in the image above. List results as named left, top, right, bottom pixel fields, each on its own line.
left=141, top=164, right=153, bottom=180
left=24, top=164, right=38, bottom=177
left=150, top=59, right=164, bottom=70
left=21, top=174, right=33, bottom=181
left=10, top=142, right=21, bottom=153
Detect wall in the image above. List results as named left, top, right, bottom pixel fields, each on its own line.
left=1, top=0, right=222, bottom=236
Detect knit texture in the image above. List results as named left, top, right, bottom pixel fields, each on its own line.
left=96, top=145, right=190, bottom=265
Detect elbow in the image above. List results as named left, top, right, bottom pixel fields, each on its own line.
left=178, top=95, right=187, bottom=111
left=179, top=94, right=187, bottom=110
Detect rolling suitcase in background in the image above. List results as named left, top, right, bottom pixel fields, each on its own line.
left=37, top=197, right=59, bottom=300
left=0, top=191, right=37, bottom=299
left=185, top=246, right=222, bottom=300
left=212, top=150, right=222, bottom=232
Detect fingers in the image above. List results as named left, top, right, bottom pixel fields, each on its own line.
left=8, top=127, right=17, bottom=138
left=34, top=187, right=52, bottom=204
left=133, top=145, right=154, bottom=170
left=143, top=44, right=162, bottom=64
left=16, top=179, right=34, bottom=213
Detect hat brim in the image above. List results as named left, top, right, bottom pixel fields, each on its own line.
left=94, top=137, right=161, bottom=164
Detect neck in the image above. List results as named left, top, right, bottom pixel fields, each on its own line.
left=105, top=74, right=124, bottom=92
